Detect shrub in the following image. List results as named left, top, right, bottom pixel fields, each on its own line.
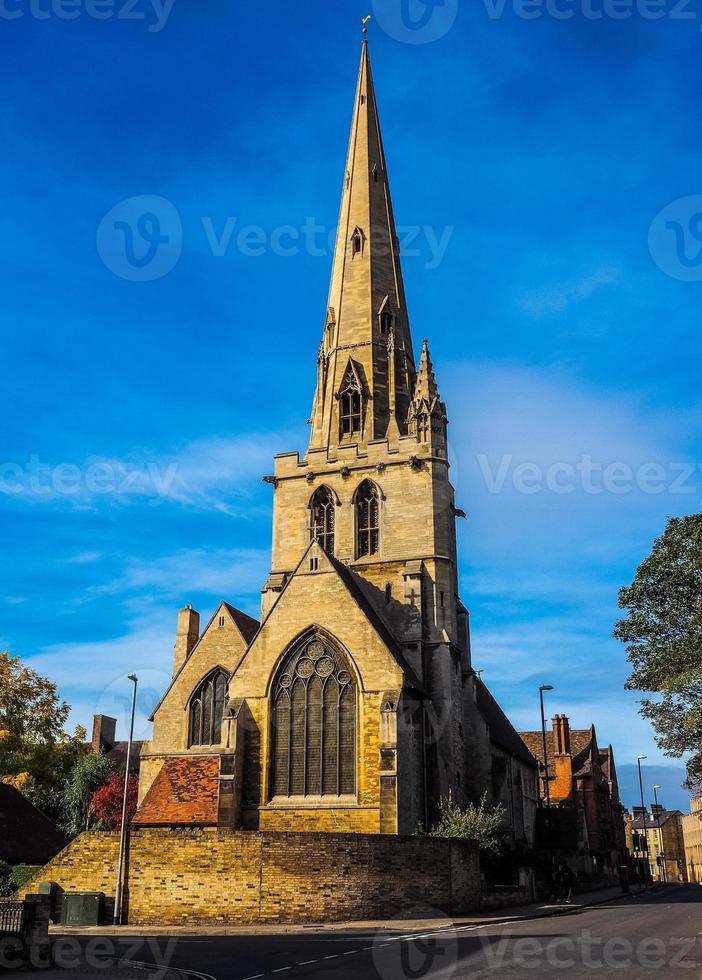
left=430, top=792, right=506, bottom=853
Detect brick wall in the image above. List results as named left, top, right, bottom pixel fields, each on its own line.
left=21, top=829, right=479, bottom=925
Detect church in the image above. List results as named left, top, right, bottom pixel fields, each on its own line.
left=134, top=40, right=539, bottom=841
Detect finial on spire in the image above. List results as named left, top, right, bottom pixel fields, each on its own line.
left=362, top=14, right=371, bottom=36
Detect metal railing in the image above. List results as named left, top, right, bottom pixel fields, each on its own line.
left=0, top=899, right=29, bottom=940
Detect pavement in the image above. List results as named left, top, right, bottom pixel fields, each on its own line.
left=5, top=882, right=699, bottom=979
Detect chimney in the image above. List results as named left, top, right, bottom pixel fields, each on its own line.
left=173, top=604, right=200, bottom=675
left=92, top=714, right=116, bottom=753
left=552, top=714, right=571, bottom=755
left=651, top=803, right=664, bottom=815
left=633, top=806, right=646, bottom=819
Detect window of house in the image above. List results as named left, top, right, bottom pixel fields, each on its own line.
left=310, top=486, right=335, bottom=555
left=270, top=634, right=356, bottom=798
left=356, top=480, right=380, bottom=558
left=188, top=669, right=227, bottom=747
left=380, top=307, right=393, bottom=335
left=351, top=228, right=363, bottom=256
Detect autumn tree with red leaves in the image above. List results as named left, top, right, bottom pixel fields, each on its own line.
left=90, top=772, right=138, bottom=830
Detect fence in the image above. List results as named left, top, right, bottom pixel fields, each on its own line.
left=0, top=899, right=29, bottom=940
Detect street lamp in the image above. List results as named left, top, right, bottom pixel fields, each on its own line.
left=637, top=755, right=650, bottom=887
left=539, top=685, right=555, bottom=877
left=113, top=674, right=138, bottom=926
left=539, top=685, right=554, bottom=813
left=653, top=784, right=666, bottom=882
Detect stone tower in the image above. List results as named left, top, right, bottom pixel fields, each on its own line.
left=262, top=40, right=468, bottom=817
left=136, top=40, right=537, bottom=840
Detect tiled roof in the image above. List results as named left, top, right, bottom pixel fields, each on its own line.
left=519, top=728, right=595, bottom=773
left=475, top=680, right=538, bottom=767
left=133, top=756, right=220, bottom=826
left=631, top=809, right=682, bottom=830
left=222, top=602, right=260, bottom=644
left=0, top=783, right=69, bottom=865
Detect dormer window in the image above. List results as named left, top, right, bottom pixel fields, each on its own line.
left=379, top=297, right=393, bottom=335
left=351, top=227, right=363, bottom=257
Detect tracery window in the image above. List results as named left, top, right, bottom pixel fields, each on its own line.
left=270, top=635, right=356, bottom=798
left=189, top=669, right=227, bottom=746
left=339, top=367, right=362, bottom=437
left=356, top=479, right=380, bottom=557
left=310, top=486, right=335, bottom=555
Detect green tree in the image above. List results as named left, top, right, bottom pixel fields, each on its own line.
left=615, top=513, right=702, bottom=785
left=430, top=792, right=506, bottom=852
left=63, top=752, right=112, bottom=835
left=0, top=651, right=88, bottom=824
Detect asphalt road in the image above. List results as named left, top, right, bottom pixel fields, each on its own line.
left=43, top=884, right=702, bottom=979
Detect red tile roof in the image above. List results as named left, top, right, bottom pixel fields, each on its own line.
left=133, top=756, right=220, bottom=826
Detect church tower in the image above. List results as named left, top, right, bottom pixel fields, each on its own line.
left=261, top=39, right=469, bottom=824
left=137, top=40, right=537, bottom=842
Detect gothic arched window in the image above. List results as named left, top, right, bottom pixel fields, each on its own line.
left=356, top=479, right=380, bottom=558
left=339, top=366, right=362, bottom=437
left=188, top=669, right=227, bottom=746
left=310, top=486, right=335, bottom=555
left=270, top=634, right=356, bottom=798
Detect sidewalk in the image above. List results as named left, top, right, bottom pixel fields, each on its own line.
left=50, top=882, right=652, bottom=938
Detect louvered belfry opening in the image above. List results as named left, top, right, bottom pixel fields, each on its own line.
left=271, top=633, right=356, bottom=798
left=189, top=669, right=227, bottom=746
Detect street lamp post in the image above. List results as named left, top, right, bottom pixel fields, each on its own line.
left=653, top=784, right=666, bottom=882
left=637, top=755, right=649, bottom=888
left=539, top=684, right=555, bottom=880
left=113, top=674, right=138, bottom=926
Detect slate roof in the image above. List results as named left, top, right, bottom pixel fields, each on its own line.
left=222, top=602, right=260, bottom=645
left=0, top=783, right=70, bottom=865
left=133, top=756, right=220, bottom=826
left=475, top=680, right=538, bottom=767
left=631, top=809, right=682, bottom=830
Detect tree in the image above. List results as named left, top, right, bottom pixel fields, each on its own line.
left=63, top=752, right=112, bottom=835
left=0, top=651, right=88, bottom=824
left=90, top=772, right=138, bottom=830
left=430, top=792, right=506, bottom=852
left=615, top=513, right=702, bottom=785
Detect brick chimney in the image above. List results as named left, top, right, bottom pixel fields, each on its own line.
left=92, top=714, right=116, bottom=753
left=552, top=714, right=571, bottom=755
left=173, top=604, right=200, bottom=675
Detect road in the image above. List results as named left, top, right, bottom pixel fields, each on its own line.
left=43, top=884, right=702, bottom=979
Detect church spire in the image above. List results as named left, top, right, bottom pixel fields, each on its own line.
left=408, top=339, right=447, bottom=448
left=308, top=41, right=416, bottom=452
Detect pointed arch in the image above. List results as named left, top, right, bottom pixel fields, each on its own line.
left=355, top=479, right=380, bottom=558
left=270, top=629, right=357, bottom=799
left=378, top=295, right=394, bottom=336
left=350, top=226, right=364, bottom=257
left=188, top=667, right=229, bottom=747
left=339, top=360, right=363, bottom=438
left=309, top=485, right=336, bottom=555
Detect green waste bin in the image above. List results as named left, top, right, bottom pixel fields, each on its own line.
left=61, top=892, right=104, bottom=926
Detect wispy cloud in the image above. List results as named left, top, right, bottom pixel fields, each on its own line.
left=516, top=266, right=621, bottom=319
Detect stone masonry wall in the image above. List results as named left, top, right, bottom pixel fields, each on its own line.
left=22, top=829, right=479, bottom=925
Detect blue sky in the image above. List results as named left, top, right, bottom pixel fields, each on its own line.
left=1, top=0, right=701, bottom=811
